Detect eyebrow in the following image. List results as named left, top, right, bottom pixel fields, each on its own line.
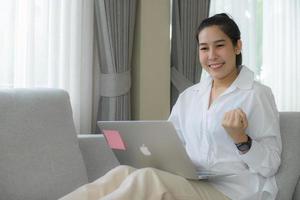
left=199, top=39, right=226, bottom=46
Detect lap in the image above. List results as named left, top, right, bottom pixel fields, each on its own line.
left=60, top=165, right=230, bottom=200
left=148, top=168, right=230, bottom=200
left=114, top=166, right=230, bottom=200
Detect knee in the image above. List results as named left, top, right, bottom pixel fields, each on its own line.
left=127, top=167, right=164, bottom=183
left=143, top=167, right=157, bottom=172
left=135, top=167, right=158, bottom=175
left=115, top=165, right=136, bottom=172
left=109, top=165, right=136, bottom=176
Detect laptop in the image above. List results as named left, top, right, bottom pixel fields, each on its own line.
left=97, top=120, right=235, bottom=180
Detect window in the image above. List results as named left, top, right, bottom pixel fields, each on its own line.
left=0, top=0, right=94, bottom=133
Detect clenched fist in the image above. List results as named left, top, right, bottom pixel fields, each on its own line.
left=222, top=108, right=248, bottom=144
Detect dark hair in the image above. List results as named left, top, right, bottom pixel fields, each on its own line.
left=196, top=13, right=242, bottom=67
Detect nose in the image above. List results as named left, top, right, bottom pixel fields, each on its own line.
left=208, top=48, right=217, bottom=60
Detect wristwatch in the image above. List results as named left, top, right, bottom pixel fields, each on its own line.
left=235, top=135, right=252, bottom=152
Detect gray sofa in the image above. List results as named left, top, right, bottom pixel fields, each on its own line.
left=0, top=89, right=119, bottom=200
left=0, top=89, right=299, bottom=200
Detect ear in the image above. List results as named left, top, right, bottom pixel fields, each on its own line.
left=235, top=40, right=242, bottom=55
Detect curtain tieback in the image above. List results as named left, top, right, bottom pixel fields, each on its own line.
left=99, top=70, right=131, bottom=97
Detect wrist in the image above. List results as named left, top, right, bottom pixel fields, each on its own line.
left=235, top=135, right=252, bottom=153
left=233, top=133, right=248, bottom=144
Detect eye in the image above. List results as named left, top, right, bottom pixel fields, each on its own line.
left=199, top=47, right=208, bottom=51
left=216, top=44, right=225, bottom=47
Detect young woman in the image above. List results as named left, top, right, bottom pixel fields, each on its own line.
left=168, top=13, right=282, bottom=200
left=61, top=13, right=282, bottom=200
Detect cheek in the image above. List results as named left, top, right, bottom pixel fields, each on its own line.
left=222, top=49, right=236, bottom=63
left=199, top=52, right=207, bottom=65
left=226, top=52, right=237, bottom=64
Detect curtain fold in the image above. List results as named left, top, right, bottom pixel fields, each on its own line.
left=0, top=0, right=94, bottom=134
left=94, top=0, right=136, bottom=126
left=170, top=0, right=210, bottom=106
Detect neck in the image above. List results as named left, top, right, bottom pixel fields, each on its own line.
left=213, top=68, right=238, bottom=89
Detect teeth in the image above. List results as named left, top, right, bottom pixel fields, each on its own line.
left=209, top=63, right=223, bottom=69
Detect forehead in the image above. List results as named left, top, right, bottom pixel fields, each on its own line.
left=198, top=25, right=230, bottom=44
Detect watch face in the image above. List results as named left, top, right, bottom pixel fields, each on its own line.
left=236, top=135, right=252, bottom=152
left=237, top=143, right=250, bottom=151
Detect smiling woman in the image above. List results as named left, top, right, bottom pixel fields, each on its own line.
left=197, top=26, right=240, bottom=81
left=198, top=25, right=240, bottom=107
left=168, top=13, right=282, bottom=200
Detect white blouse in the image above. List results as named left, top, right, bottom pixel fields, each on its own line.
left=169, top=66, right=282, bottom=200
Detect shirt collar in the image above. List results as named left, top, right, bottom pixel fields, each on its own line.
left=192, top=65, right=254, bottom=92
left=231, top=65, right=254, bottom=90
left=192, top=75, right=211, bottom=92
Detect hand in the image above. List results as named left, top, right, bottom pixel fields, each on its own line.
left=222, top=108, right=248, bottom=143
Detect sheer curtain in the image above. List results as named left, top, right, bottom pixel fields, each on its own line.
left=261, top=0, right=300, bottom=111
left=0, top=0, right=94, bottom=133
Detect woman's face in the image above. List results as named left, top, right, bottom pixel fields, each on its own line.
left=198, top=25, right=241, bottom=81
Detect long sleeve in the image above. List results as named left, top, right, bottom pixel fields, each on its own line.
left=240, top=86, right=282, bottom=177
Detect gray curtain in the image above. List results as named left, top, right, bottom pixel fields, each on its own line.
left=94, top=0, right=136, bottom=123
left=171, top=0, right=210, bottom=107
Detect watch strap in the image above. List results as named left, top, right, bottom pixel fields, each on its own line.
left=235, top=135, right=252, bottom=152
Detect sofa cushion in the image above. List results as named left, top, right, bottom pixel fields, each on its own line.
left=0, top=89, right=88, bottom=200
left=276, top=112, right=300, bottom=200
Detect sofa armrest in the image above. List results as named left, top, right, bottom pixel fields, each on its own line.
left=78, top=134, right=119, bottom=182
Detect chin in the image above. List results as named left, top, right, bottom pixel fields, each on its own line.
left=210, top=73, right=226, bottom=80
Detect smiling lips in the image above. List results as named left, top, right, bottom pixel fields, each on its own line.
left=209, top=62, right=224, bottom=69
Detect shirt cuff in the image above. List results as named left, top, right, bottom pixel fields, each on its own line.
left=239, top=139, right=265, bottom=170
